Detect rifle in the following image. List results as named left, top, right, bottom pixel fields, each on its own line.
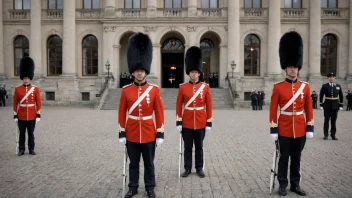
left=269, top=140, right=279, bottom=194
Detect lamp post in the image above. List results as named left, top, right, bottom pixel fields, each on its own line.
left=105, top=59, right=111, bottom=80
left=230, top=60, right=236, bottom=78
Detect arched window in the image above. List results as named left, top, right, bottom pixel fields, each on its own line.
left=202, top=0, right=218, bottom=8
left=244, top=34, right=260, bottom=76
left=83, top=0, right=100, bottom=9
left=47, top=35, right=62, bottom=76
left=244, top=0, right=261, bottom=8
left=125, top=0, right=141, bottom=8
left=162, top=38, right=184, bottom=51
left=82, top=35, right=98, bottom=76
left=200, top=39, right=215, bottom=84
left=284, top=0, right=301, bottom=8
left=321, top=0, right=337, bottom=8
left=14, top=0, right=30, bottom=9
left=165, top=0, right=182, bottom=8
left=48, top=0, right=63, bottom=9
left=14, top=35, right=29, bottom=76
left=321, top=34, right=337, bottom=76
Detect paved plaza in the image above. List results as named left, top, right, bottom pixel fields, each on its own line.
left=0, top=106, right=352, bottom=198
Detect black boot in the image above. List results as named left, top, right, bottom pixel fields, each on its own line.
left=29, top=150, right=36, bottom=155
left=146, top=189, right=156, bottom=198
left=278, top=186, right=287, bottom=196
left=17, top=150, right=24, bottom=156
left=124, top=189, right=138, bottom=198
left=331, top=136, right=338, bottom=140
left=290, top=186, right=306, bottom=196
left=181, top=170, right=191, bottom=177
left=323, top=136, right=328, bottom=140
left=196, top=170, right=205, bottom=178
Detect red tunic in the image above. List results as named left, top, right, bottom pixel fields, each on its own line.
left=13, top=85, right=42, bottom=121
left=269, top=79, right=314, bottom=138
left=118, top=82, right=164, bottom=143
left=176, top=81, right=212, bottom=130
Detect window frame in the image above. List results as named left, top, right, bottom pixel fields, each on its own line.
left=201, top=0, right=219, bottom=8
left=244, top=0, right=262, bottom=8
left=164, top=0, right=182, bottom=8
left=244, top=34, right=261, bottom=76
left=125, top=0, right=142, bottom=9
left=13, top=35, right=29, bottom=76
left=48, top=0, right=63, bottom=9
left=83, top=0, right=100, bottom=9
left=14, top=0, right=30, bottom=10
left=82, top=35, right=99, bottom=76
left=321, top=0, right=338, bottom=8
left=47, top=35, right=63, bottom=76
left=321, top=34, right=337, bottom=76
left=284, top=0, right=302, bottom=8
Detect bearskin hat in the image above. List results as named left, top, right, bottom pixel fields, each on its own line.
left=127, top=32, right=152, bottom=75
left=185, top=46, right=203, bottom=75
left=279, top=31, right=303, bottom=70
left=19, top=56, right=35, bottom=80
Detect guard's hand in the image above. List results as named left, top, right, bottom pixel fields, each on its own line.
left=36, top=118, right=40, bottom=122
left=320, top=107, right=323, bottom=110
left=206, top=127, right=211, bottom=132
left=119, top=137, right=126, bottom=145
left=271, top=134, right=278, bottom=141
left=339, top=107, right=343, bottom=110
left=14, top=118, right=18, bottom=123
left=306, top=132, right=314, bottom=139
left=156, top=138, right=164, bottom=146
left=176, top=125, right=182, bottom=133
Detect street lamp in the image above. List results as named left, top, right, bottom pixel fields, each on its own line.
left=105, top=59, right=111, bottom=80
left=230, top=60, right=236, bottom=78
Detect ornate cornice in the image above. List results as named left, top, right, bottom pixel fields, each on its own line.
left=104, top=26, right=117, bottom=32
left=144, top=26, right=158, bottom=32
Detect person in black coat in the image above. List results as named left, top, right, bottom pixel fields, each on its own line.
left=0, top=86, right=7, bottom=107
left=311, top=91, right=318, bottom=109
left=346, top=90, right=352, bottom=111
left=319, top=72, right=343, bottom=140
left=250, top=91, right=258, bottom=110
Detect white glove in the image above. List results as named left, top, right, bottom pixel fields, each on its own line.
left=206, top=127, right=211, bottom=132
left=320, top=107, right=323, bottom=110
left=339, top=107, right=343, bottom=110
left=176, top=125, right=182, bottom=133
left=119, top=137, right=126, bottom=145
left=36, top=118, right=40, bottom=122
left=306, top=132, right=314, bottom=139
left=156, top=138, right=164, bottom=145
left=14, top=118, right=18, bottom=123
left=271, top=134, right=278, bottom=141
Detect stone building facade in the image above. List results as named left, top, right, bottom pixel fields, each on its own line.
left=1, top=0, right=352, bottom=105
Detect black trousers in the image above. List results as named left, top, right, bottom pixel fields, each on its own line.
left=182, top=128, right=206, bottom=171
left=0, top=97, right=5, bottom=106
left=323, top=108, right=339, bottom=137
left=277, top=136, right=306, bottom=188
left=126, top=141, right=156, bottom=191
left=313, top=101, right=317, bottom=109
left=18, top=120, right=36, bottom=151
left=347, top=103, right=352, bottom=111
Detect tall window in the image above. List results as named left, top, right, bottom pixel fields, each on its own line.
left=321, top=0, right=337, bottom=8
left=162, top=38, right=184, bottom=50
left=82, top=35, right=98, bottom=76
left=83, top=0, right=100, bottom=9
left=321, top=34, right=337, bottom=76
left=244, top=34, right=260, bottom=76
left=14, top=36, right=29, bottom=76
left=284, top=0, right=301, bottom=8
left=47, top=35, right=63, bottom=76
left=202, top=0, right=218, bottom=8
left=244, top=0, right=261, bottom=8
left=48, top=0, right=63, bottom=9
left=200, top=39, right=214, bottom=85
left=165, top=0, right=181, bottom=8
left=14, top=0, right=30, bottom=9
left=125, top=0, right=141, bottom=8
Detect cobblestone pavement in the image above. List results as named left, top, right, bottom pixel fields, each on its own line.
left=0, top=106, right=351, bottom=198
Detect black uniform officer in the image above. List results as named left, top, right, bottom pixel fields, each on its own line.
left=311, top=91, right=318, bottom=109
left=346, top=90, right=352, bottom=111
left=250, top=91, right=258, bottom=110
left=319, top=72, right=343, bottom=140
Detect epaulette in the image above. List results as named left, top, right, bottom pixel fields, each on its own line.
left=274, top=80, right=284, bottom=85
left=149, top=83, right=159, bottom=88
left=122, top=84, right=132, bottom=89
left=299, top=80, right=309, bottom=84
left=179, top=82, right=187, bottom=86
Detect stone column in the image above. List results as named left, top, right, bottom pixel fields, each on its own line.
left=309, top=0, right=321, bottom=79
left=102, top=28, right=114, bottom=76
left=104, top=0, right=116, bottom=18
left=347, top=1, right=352, bottom=82
left=219, top=44, right=227, bottom=87
left=62, top=0, right=76, bottom=76
left=113, top=45, right=121, bottom=87
left=227, top=0, right=240, bottom=75
left=147, top=0, right=157, bottom=18
left=30, top=0, right=42, bottom=77
left=266, top=0, right=281, bottom=77
left=188, top=0, right=197, bottom=17
left=0, top=0, right=5, bottom=79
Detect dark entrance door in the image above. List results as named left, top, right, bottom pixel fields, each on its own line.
left=161, top=53, right=184, bottom=88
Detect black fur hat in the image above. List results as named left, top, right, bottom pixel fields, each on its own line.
left=185, top=46, right=203, bottom=75
left=127, top=32, right=152, bottom=75
left=279, top=31, right=303, bottom=70
left=19, top=56, right=35, bottom=80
